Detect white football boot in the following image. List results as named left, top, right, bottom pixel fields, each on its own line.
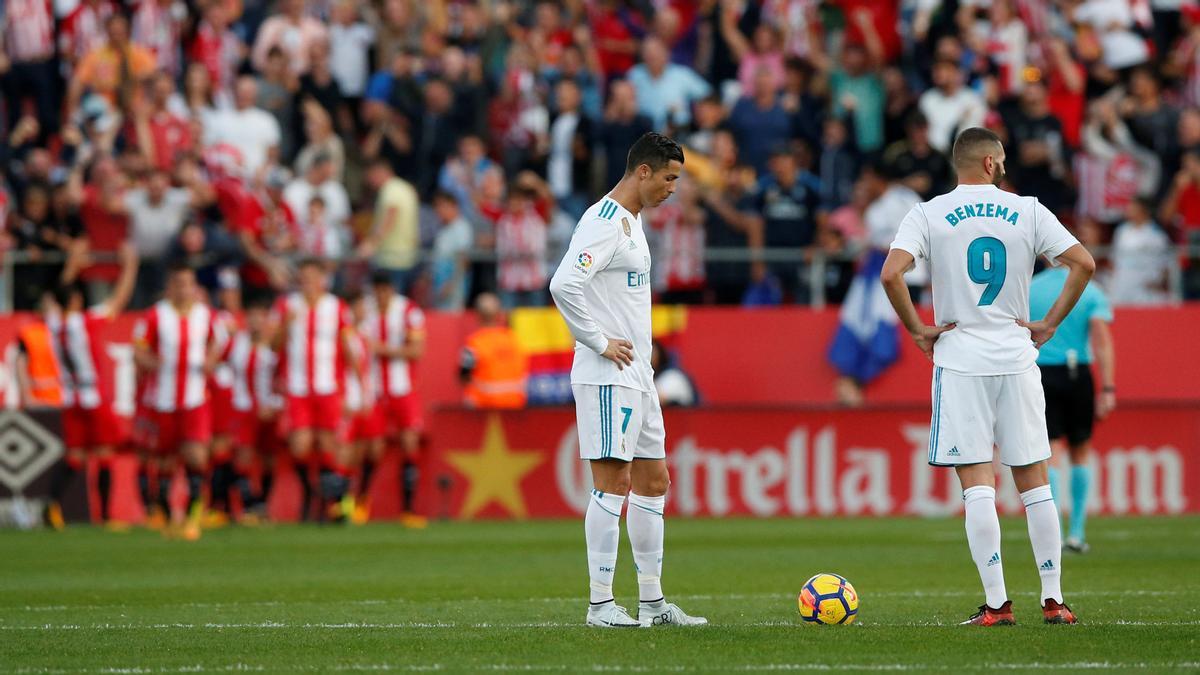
left=586, top=602, right=643, bottom=628
left=638, top=601, right=709, bottom=627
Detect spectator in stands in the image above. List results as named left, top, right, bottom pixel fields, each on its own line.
left=294, top=100, right=344, bottom=180
left=68, top=13, right=156, bottom=117
left=132, top=71, right=194, bottom=174
left=131, top=0, right=184, bottom=78
left=751, top=146, right=822, bottom=303
left=700, top=163, right=762, bottom=305
left=720, top=6, right=786, bottom=96
left=284, top=152, right=350, bottom=257
left=413, top=78, right=468, bottom=197
left=253, top=49, right=297, bottom=163
left=1123, top=67, right=1182, bottom=198
left=124, top=167, right=204, bottom=308
left=297, top=40, right=347, bottom=134
left=7, top=185, right=72, bottom=310
left=251, top=0, right=328, bottom=76
left=650, top=340, right=698, bottom=407
left=362, top=159, right=420, bottom=292
left=599, top=79, right=653, bottom=188
left=779, top=57, right=824, bottom=150
left=188, top=1, right=242, bottom=101
left=71, top=157, right=129, bottom=303
left=627, top=36, right=711, bottom=132
left=430, top=190, right=473, bottom=312
left=883, top=111, right=952, bottom=201
left=728, top=65, right=793, bottom=174
left=828, top=43, right=885, bottom=153
left=679, top=95, right=727, bottom=158
left=327, top=0, right=375, bottom=110
left=438, top=135, right=497, bottom=215
left=818, top=115, right=860, bottom=211
left=546, top=79, right=594, bottom=220
left=461, top=292, right=529, bottom=410
left=918, top=58, right=986, bottom=155
left=208, top=75, right=282, bottom=180
left=647, top=176, right=706, bottom=305
left=1006, top=81, right=1072, bottom=214
left=181, top=61, right=225, bottom=128
left=1110, top=196, right=1172, bottom=306
left=541, top=43, right=603, bottom=121
left=0, top=0, right=59, bottom=145
left=495, top=173, right=552, bottom=309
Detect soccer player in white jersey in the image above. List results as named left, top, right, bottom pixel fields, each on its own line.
left=549, top=132, right=706, bottom=629
left=881, top=128, right=1096, bottom=626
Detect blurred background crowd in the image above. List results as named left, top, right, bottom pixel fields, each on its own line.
left=2, top=0, right=1200, bottom=313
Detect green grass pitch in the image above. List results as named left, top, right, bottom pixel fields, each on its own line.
left=2, top=516, right=1198, bottom=673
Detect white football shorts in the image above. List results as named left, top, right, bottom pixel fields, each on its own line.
left=927, top=365, right=1052, bottom=467
left=573, top=384, right=666, bottom=462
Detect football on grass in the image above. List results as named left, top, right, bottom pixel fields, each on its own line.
left=798, top=573, right=859, bottom=625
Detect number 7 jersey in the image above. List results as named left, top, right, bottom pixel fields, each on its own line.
left=891, top=183, right=1079, bottom=375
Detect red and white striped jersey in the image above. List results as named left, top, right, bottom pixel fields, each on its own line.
left=131, top=0, right=183, bottom=76
left=58, top=0, right=117, bottom=64
left=496, top=207, right=548, bottom=292
left=343, top=332, right=376, bottom=412
left=47, top=307, right=114, bottom=410
left=361, top=294, right=424, bottom=398
left=273, top=292, right=351, bottom=397
left=135, top=301, right=221, bottom=412
left=211, top=309, right=239, bottom=391
left=2, top=0, right=55, bottom=62
left=649, top=202, right=706, bottom=292
left=223, top=331, right=279, bottom=413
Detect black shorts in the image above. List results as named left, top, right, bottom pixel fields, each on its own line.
left=1040, top=365, right=1096, bottom=446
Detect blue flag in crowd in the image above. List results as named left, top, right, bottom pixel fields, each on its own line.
left=827, top=249, right=900, bottom=383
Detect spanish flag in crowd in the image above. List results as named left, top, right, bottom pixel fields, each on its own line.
left=510, top=306, right=689, bottom=405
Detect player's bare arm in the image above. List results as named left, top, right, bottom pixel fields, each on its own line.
left=880, top=248, right=955, bottom=360
left=1017, top=244, right=1096, bottom=347
left=1091, top=317, right=1116, bottom=418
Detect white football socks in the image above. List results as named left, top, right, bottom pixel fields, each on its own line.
left=585, top=489, right=625, bottom=605
left=627, top=492, right=666, bottom=604
left=963, top=485, right=1008, bottom=610
left=1021, top=485, right=1064, bottom=604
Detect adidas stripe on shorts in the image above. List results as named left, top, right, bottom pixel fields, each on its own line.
left=927, top=365, right=1052, bottom=467
left=573, top=384, right=666, bottom=462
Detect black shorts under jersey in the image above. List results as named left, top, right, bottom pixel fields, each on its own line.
left=1040, top=364, right=1096, bottom=446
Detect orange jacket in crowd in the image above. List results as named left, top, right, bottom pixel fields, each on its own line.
left=462, top=326, right=529, bottom=409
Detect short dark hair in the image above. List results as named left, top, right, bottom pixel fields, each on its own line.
left=167, top=261, right=195, bottom=277
left=52, top=282, right=84, bottom=308
left=244, top=293, right=274, bottom=311
left=951, top=127, right=1003, bottom=169
left=625, top=132, right=684, bottom=175
left=297, top=257, right=325, bottom=271
left=431, top=189, right=458, bottom=205
left=371, top=270, right=394, bottom=289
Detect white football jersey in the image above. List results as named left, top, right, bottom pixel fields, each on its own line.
left=549, top=195, right=654, bottom=392
left=891, top=183, right=1079, bottom=375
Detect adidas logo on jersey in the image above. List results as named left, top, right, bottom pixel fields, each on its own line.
left=987, top=552, right=1001, bottom=567
left=948, top=447, right=961, bottom=456
left=1040, top=559, right=1055, bottom=571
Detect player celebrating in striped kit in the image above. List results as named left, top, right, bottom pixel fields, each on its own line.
left=550, top=132, right=706, bottom=628
left=133, top=264, right=226, bottom=540
left=881, top=128, right=1095, bottom=625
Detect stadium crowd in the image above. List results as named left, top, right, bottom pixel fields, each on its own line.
left=2, top=0, right=1199, bottom=313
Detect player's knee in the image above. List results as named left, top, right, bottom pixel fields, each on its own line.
left=636, top=472, right=670, bottom=497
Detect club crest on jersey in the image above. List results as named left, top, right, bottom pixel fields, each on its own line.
left=621, top=217, right=631, bottom=237
left=574, top=251, right=594, bottom=273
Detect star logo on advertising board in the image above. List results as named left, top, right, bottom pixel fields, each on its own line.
left=445, top=415, right=544, bottom=519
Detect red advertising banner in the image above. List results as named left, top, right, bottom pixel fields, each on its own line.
left=422, top=406, right=1200, bottom=519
